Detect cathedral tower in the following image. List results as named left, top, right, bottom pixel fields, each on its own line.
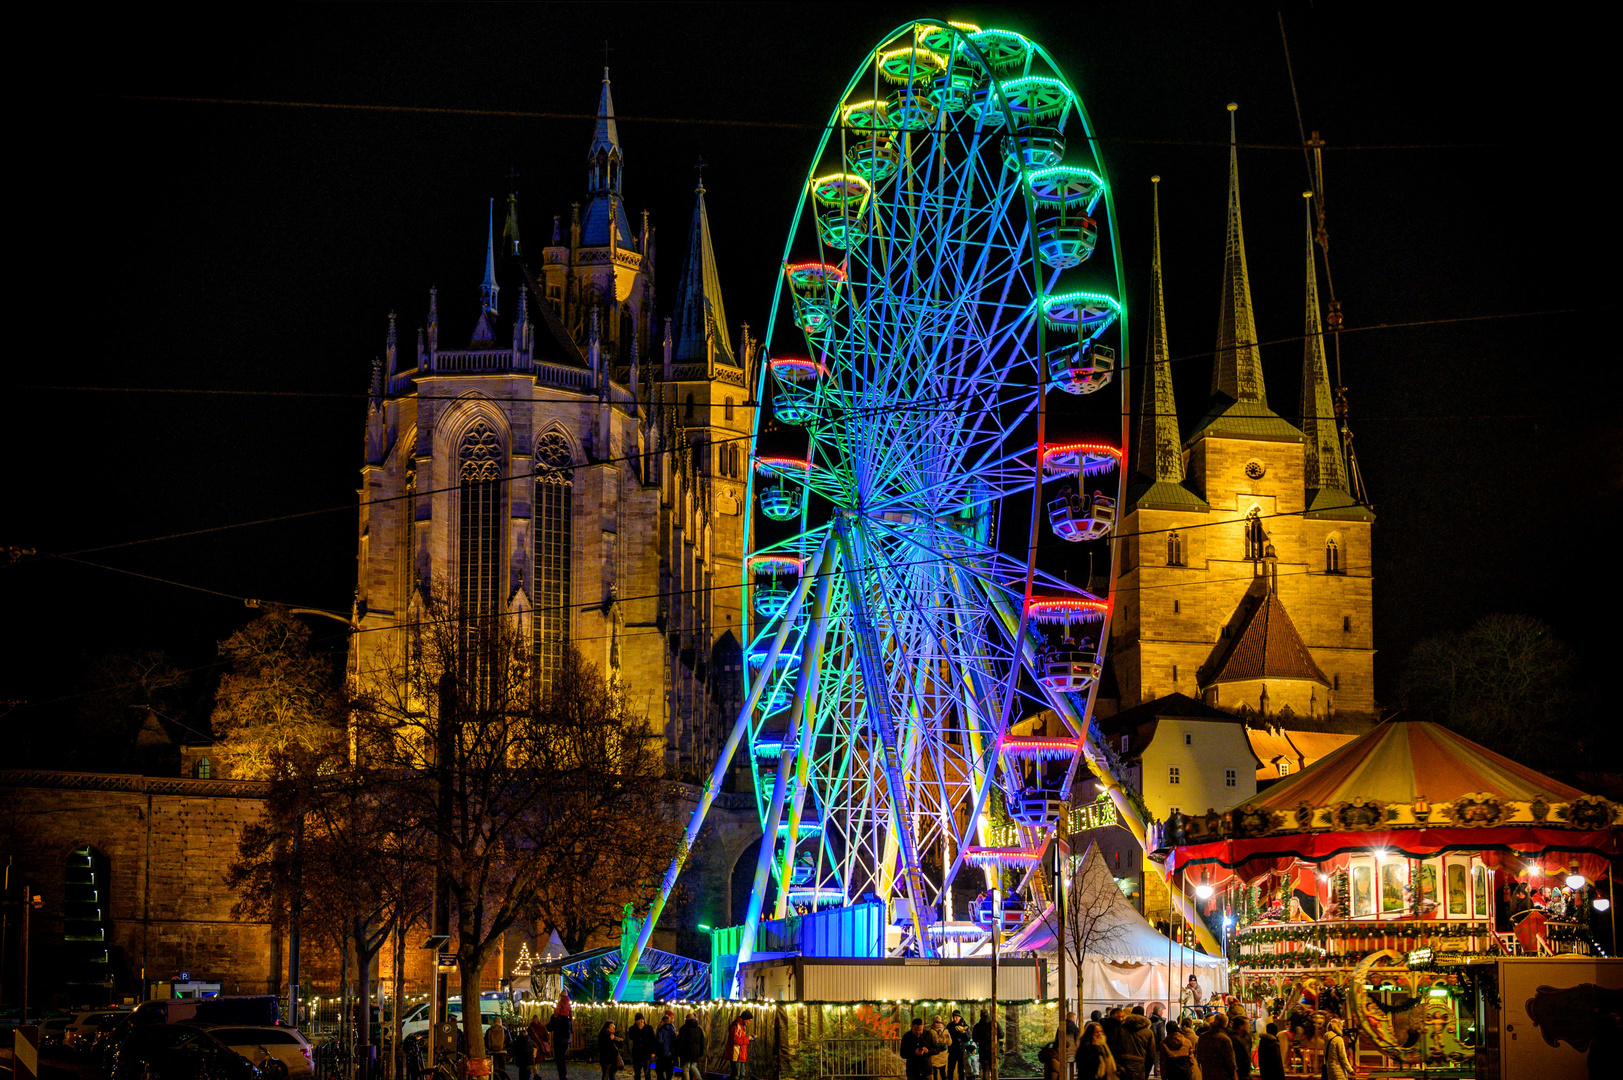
left=350, top=72, right=754, bottom=779
left=1109, top=107, right=1375, bottom=729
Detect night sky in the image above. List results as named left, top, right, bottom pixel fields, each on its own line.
left=7, top=4, right=1614, bottom=735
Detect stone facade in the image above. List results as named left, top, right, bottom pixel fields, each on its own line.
left=0, top=771, right=277, bottom=1006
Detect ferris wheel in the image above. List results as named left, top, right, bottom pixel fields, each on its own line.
left=734, top=19, right=1130, bottom=963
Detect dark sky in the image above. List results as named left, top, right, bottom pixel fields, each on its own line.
left=6, top=3, right=1615, bottom=729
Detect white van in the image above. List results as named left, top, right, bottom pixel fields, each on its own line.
left=399, top=997, right=509, bottom=1041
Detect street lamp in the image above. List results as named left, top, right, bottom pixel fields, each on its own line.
left=1195, top=882, right=1214, bottom=901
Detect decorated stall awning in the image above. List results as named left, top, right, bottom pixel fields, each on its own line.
left=1165, top=718, right=1620, bottom=874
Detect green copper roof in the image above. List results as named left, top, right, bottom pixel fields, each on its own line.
left=1186, top=397, right=1303, bottom=445
left=1305, top=487, right=1375, bottom=521
left=1127, top=478, right=1209, bottom=514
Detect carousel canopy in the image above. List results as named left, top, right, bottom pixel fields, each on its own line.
left=1166, top=717, right=1620, bottom=873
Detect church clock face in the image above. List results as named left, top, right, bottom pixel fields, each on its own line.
left=1245, top=459, right=1266, bottom=480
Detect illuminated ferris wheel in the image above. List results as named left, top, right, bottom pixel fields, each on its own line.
left=737, top=19, right=1131, bottom=959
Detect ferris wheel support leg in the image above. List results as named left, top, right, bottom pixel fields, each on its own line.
left=984, top=587, right=1223, bottom=956
left=832, top=514, right=933, bottom=956
left=731, top=560, right=835, bottom=997
left=614, top=536, right=832, bottom=1001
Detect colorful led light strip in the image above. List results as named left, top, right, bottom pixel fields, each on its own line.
left=748, top=554, right=805, bottom=575
left=785, top=262, right=848, bottom=285
left=755, top=455, right=813, bottom=475
left=769, top=356, right=827, bottom=380
left=963, top=847, right=1044, bottom=867
left=1040, top=291, right=1124, bottom=319
left=1026, top=596, right=1110, bottom=622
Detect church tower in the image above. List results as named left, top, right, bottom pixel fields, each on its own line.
left=349, top=71, right=754, bottom=780
left=1109, top=106, right=1376, bottom=730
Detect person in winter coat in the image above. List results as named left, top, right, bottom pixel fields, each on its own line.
left=946, top=1010, right=971, bottom=1080
left=1075, top=1024, right=1118, bottom=1080
left=1158, top=1025, right=1194, bottom=1080
left=676, top=1016, right=706, bottom=1079
left=1225, top=1018, right=1252, bottom=1080
left=902, top=1018, right=935, bottom=1080
left=727, top=1013, right=753, bottom=1080
left=972, top=1010, right=1003, bottom=1077
left=1194, top=1013, right=1237, bottom=1080
left=488, top=1016, right=511, bottom=1079
left=549, top=1000, right=577, bottom=1080
left=1320, top=1018, right=1351, bottom=1080
left=1038, top=1043, right=1063, bottom=1080
left=513, top=1029, right=536, bottom=1080
left=655, top=1013, right=678, bottom=1080
left=1149, top=1008, right=1167, bottom=1057
left=1102, top=1010, right=1124, bottom=1064
left=627, top=1015, right=658, bottom=1080
left=1255, top=1023, right=1283, bottom=1080
left=928, top=1017, right=952, bottom=1080
left=1115, top=1007, right=1154, bottom=1080
left=598, top=1022, right=623, bottom=1080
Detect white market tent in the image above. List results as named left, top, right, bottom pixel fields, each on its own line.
left=1005, top=843, right=1228, bottom=1015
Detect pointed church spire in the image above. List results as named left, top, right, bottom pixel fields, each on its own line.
left=1212, top=103, right=1266, bottom=406
left=1138, top=176, right=1183, bottom=483
left=503, top=192, right=522, bottom=257
left=1300, top=192, right=1348, bottom=493
left=670, top=177, right=735, bottom=366
left=481, top=198, right=500, bottom=316
left=588, top=68, right=623, bottom=195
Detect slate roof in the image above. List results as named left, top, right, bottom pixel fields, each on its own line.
left=1186, top=396, right=1304, bottom=445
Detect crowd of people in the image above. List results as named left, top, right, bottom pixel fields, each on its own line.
left=1037, top=999, right=1352, bottom=1080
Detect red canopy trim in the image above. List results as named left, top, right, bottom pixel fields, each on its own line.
left=1166, top=826, right=1621, bottom=876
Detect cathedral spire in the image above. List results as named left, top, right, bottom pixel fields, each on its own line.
left=481, top=198, right=500, bottom=317
left=1212, top=103, right=1266, bottom=406
left=670, top=177, right=735, bottom=367
left=588, top=68, right=623, bottom=195
left=503, top=191, right=521, bottom=257
left=1301, top=193, right=1348, bottom=493
left=1138, top=176, right=1182, bottom=483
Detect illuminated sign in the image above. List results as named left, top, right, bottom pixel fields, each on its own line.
left=1406, top=948, right=1433, bottom=968
left=1069, top=792, right=1120, bottom=833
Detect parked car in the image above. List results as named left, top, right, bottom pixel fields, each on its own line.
left=38, top=1017, right=73, bottom=1051
left=398, top=997, right=508, bottom=1041
left=111, top=1022, right=261, bottom=1080
left=67, top=1008, right=128, bottom=1052
left=193, top=1026, right=313, bottom=1078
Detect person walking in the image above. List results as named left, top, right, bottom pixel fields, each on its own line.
left=488, top=1015, right=511, bottom=1080
left=1255, top=1023, right=1283, bottom=1080
left=946, top=1010, right=971, bottom=1080
left=549, top=997, right=576, bottom=1080
left=1158, top=1024, right=1193, bottom=1080
left=598, top=1021, right=623, bottom=1080
left=676, top=1014, right=706, bottom=1079
left=1115, top=1007, right=1154, bottom=1080
left=628, top=1015, right=658, bottom=1080
left=655, top=1013, right=677, bottom=1080
left=512, top=1026, right=536, bottom=1080
left=1102, top=1010, right=1125, bottom=1065
left=1194, top=1014, right=1236, bottom=1080
left=1320, top=1018, right=1351, bottom=1080
left=1224, top=1018, right=1252, bottom=1080
left=928, top=1016, right=952, bottom=1080
left=1039, top=1042, right=1064, bottom=1080
left=1075, top=1023, right=1118, bottom=1080
left=1148, top=1008, right=1166, bottom=1073
left=902, top=1018, right=935, bottom=1080
left=727, top=1012, right=753, bottom=1080
left=972, top=1009, right=1003, bottom=1080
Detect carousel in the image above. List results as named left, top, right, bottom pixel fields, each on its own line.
left=1162, top=718, right=1619, bottom=1074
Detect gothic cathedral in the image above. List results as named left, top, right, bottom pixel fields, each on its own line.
left=350, top=71, right=754, bottom=781
left=1110, top=119, right=1376, bottom=731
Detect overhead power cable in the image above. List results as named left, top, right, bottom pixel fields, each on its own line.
left=98, top=94, right=1513, bottom=151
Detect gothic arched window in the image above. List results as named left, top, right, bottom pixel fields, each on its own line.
left=458, top=421, right=504, bottom=618
left=1326, top=535, right=1343, bottom=574
left=1244, top=507, right=1264, bottom=561
left=533, top=431, right=574, bottom=688
left=1166, top=530, right=1184, bottom=567
left=724, top=396, right=734, bottom=422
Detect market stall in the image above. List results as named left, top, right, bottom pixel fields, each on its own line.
left=1163, top=718, right=1619, bottom=1073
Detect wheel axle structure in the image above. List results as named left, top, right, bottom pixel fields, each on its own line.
left=618, top=19, right=1219, bottom=1000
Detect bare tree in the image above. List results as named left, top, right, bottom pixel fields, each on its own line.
left=1401, top=613, right=1582, bottom=767
left=1039, top=844, right=1129, bottom=1009
left=348, top=591, right=683, bottom=1061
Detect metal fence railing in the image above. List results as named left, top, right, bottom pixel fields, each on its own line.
left=818, top=1039, right=905, bottom=1080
